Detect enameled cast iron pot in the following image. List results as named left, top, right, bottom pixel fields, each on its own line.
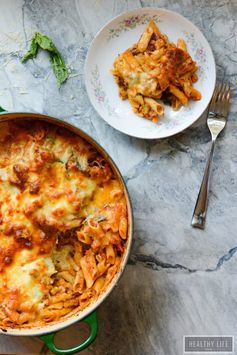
left=0, top=110, right=133, bottom=354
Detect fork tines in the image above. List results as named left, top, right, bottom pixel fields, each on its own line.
left=209, top=82, right=231, bottom=118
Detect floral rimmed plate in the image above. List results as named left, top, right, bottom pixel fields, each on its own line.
left=85, top=8, right=216, bottom=139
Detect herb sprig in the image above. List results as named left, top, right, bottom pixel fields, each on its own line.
left=22, top=32, right=69, bottom=86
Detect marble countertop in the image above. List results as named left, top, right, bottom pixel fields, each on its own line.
left=0, top=0, right=237, bottom=354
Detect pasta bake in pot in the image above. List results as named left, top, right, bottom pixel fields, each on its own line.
left=0, top=116, right=131, bottom=330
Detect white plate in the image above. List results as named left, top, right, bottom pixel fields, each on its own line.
left=85, top=7, right=216, bottom=139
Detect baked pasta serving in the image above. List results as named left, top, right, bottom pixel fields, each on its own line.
left=112, top=20, right=202, bottom=123
left=0, top=120, right=128, bottom=328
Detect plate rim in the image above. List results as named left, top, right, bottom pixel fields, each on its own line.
left=85, top=7, right=216, bottom=139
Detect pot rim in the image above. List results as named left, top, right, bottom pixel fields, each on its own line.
left=0, top=111, right=133, bottom=336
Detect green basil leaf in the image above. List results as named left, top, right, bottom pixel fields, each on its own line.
left=22, top=32, right=69, bottom=86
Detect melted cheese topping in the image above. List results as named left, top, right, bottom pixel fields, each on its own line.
left=6, top=254, right=56, bottom=304
left=0, top=121, right=128, bottom=328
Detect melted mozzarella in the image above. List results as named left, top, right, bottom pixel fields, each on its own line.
left=6, top=255, right=56, bottom=304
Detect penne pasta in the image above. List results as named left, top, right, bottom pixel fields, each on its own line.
left=177, top=38, right=187, bottom=52
left=169, top=85, right=188, bottom=105
left=41, top=308, right=71, bottom=322
left=73, top=269, right=85, bottom=292
left=137, top=25, right=154, bottom=52
left=57, top=271, right=75, bottom=284
left=112, top=20, right=201, bottom=123
left=18, top=312, right=35, bottom=325
left=76, top=230, right=92, bottom=245
left=119, top=216, right=128, bottom=239
left=93, top=276, right=105, bottom=293
left=190, top=87, right=202, bottom=100
left=50, top=292, right=75, bottom=304
left=64, top=298, right=80, bottom=308
left=106, top=244, right=116, bottom=264
left=80, top=250, right=98, bottom=288
left=48, top=302, right=64, bottom=310
left=122, top=49, right=141, bottom=70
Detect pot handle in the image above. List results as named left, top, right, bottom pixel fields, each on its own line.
left=40, top=311, right=98, bottom=355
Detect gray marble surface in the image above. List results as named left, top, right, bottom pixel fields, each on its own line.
left=0, top=0, right=237, bottom=354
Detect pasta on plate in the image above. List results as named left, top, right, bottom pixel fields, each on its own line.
left=0, top=121, right=128, bottom=328
left=112, top=20, right=202, bottom=123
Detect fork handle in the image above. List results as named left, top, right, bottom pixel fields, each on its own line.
left=191, top=140, right=215, bottom=229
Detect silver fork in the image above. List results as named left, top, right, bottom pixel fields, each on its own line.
left=191, top=82, right=231, bottom=229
